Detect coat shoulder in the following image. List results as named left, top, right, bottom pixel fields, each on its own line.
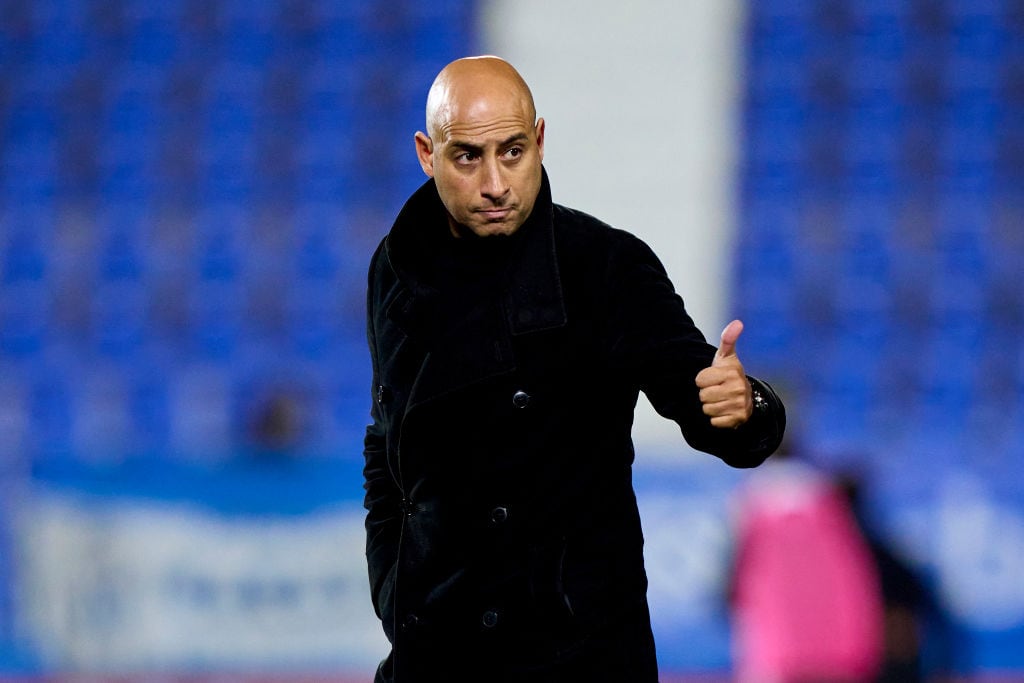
left=552, top=204, right=654, bottom=258
left=367, top=235, right=402, bottom=298
left=551, top=204, right=665, bottom=276
left=366, top=235, right=408, bottom=333
left=368, top=236, right=391, bottom=283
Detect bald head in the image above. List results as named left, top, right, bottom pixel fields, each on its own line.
left=424, top=56, right=537, bottom=142
left=414, top=56, right=545, bottom=238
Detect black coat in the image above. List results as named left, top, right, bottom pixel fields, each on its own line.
left=364, top=170, right=785, bottom=682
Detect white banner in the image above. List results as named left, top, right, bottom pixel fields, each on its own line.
left=12, top=491, right=388, bottom=672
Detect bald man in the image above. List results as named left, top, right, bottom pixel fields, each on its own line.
left=363, top=56, right=785, bottom=682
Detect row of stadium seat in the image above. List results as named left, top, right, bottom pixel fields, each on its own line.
left=735, top=0, right=1024, bottom=470
left=0, top=0, right=473, bottom=466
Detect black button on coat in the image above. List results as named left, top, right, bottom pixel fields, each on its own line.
left=363, top=169, right=785, bottom=682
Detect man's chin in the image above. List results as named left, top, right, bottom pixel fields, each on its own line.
left=453, top=220, right=520, bottom=239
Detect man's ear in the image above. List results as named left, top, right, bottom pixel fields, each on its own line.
left=535, top=118, right=546, bottom=162
left=415, top=132, right=434, bottom=177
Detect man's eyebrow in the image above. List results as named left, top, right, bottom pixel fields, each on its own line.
left=449, top=140, right=483, bottom=153
left=498, top=133, right=530, bottom=147
left=448, top=133, right=530, bottom=152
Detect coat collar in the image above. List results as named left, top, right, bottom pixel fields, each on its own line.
left=384, top=167, right=567, bottom=339
left=381, top=168, right=568, bottom=412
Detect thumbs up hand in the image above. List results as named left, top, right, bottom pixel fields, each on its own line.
left=695, top=319, right=754, bottom=429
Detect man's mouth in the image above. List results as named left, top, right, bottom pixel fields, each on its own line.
left=477, top=207, right=513, bottom=221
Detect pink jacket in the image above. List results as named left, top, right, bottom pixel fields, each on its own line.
left=731, top=461, right=884, bottom=683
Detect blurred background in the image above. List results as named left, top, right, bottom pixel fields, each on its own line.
left=1, top=0, right=1023, bottom=681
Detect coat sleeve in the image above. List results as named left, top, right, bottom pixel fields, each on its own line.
left=604, top=231, right=785, bottom=467
left=363, top=243, right=402, bottom=627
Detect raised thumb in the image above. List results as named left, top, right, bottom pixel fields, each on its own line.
left=714, top=319, right=744, bottom=365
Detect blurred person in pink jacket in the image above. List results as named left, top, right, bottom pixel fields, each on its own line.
left=728, top=444, right=884, bottom=683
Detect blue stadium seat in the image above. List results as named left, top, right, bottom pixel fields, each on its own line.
left=0, top=284, right=48, bottom=358
left=96, top=226, right=145, bottom=283
left=220, top=0, right=280, bottom=31
left=294, top=229, right=341, bottom=282
left=103, top=64, right=167, bottom=130
left=912, top=337, right=977, bottom=442
left=748, top=1, right=815, bottom=32
left=790, top=247, right=840, bottom=325
left=164, top=360, right=234, bottom=458
left=929, top=275, right=987, bottom=344
left=295, top=159, right=357, bottom=204
left=947, top=61, right=1001, bottom=111
left=950, top=9, right=1009, bottom=59
left=91, top=281, right=147, bottom=359
left=26, top=350, right=79, bottom=457
left=409, top=25, right=465, bottom=65
left=316, top=1, right=387, bottom=66
left=733, top=241, right=795, bottom=364
left=28, top=4, right=89, bottom=68
left=203, top=100, right=260, bottom=143
left=854, top=0, right=912, bottom=20
left=987, top=240, right=1024, bottom=326
left=97, top=136, right=159, bottom=203
left=2, top=227, right=48, bottom=284
left=188, top=281, right=245, bottom=361
left=299, top=75, right=358, bottom=145
left=800, top=360, right=875, bottom=454
left=1, top=140, right=58, bottom=206
left=0, top=379, right=30, bottom=474
left=935, top=195, right=995, bottom=242
left=285, top=283, right=342, bottom=361
left=192, top=210, right=245, bottom=283
left=740, top=197, right=801, bottom=247
left=295, top=123, right=355, bottom=179
left=846, top=57, right=904, bottom=114
left=838, top=194, right=897, bottom=242
left=746, top=58, right=810, bottom=108
left=130, top=15, right=182, bottom=69
left=222, top=18, right=276, bottom=68
left=329, top=339, right=375, bottom=451
left=71, top=360, right=141, bottom=460
left=850, top=13, right=907, bottom=62
left=121, top=343, right=177, bottom=456
left=747, top=109, right=806, bottom=168
left=844, top=121, right=901, bottom=177
left=736, top=239, right=793, bottom=282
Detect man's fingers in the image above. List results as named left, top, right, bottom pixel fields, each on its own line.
left=698, top=383, right=734, bottom=404
left=700, top=393, right=748, bottom=414
left=709, top=414, right=744, bottom=429
left=695, top=366, right=734, bottom=389
left=695, top=367, right=717, bottom=389
left=702, top=396, right=750, bottom=429
left=713, top=319, right=744, bottom=365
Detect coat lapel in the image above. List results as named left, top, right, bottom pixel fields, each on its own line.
left=503, top=185, right=567, bottom=336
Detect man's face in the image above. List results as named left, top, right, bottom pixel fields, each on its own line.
left=416, top=93, right=545, bottom=238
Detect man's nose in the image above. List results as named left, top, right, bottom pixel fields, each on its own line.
left=480, top=157, right=509, bottom=200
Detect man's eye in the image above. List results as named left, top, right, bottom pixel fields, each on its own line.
left=456, top=152, right=478, bottom=164
left=504, top=147, right=523, bottom=159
